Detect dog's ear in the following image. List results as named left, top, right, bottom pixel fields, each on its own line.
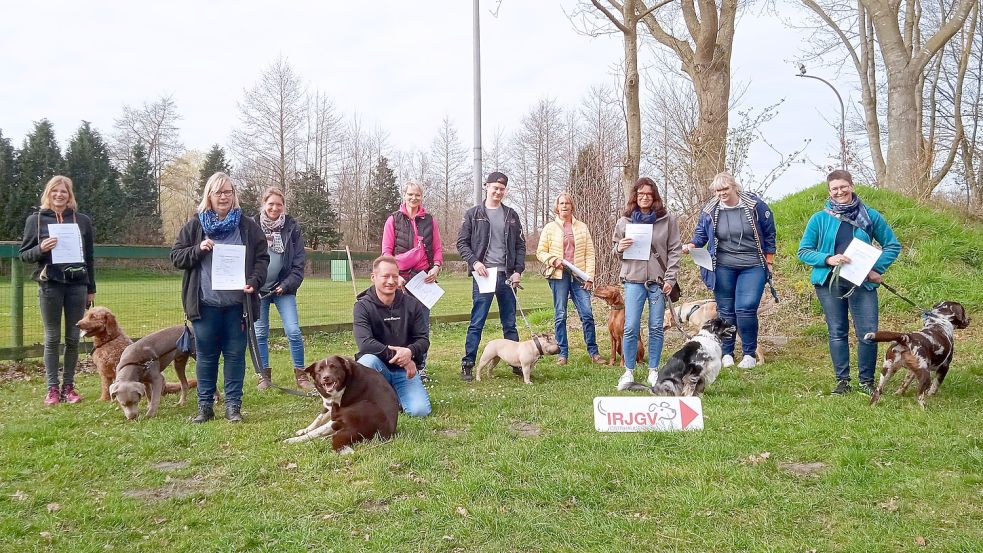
left=342, top=357, right=357, bottom=381
left=109, top=381, right=119, bottom=400
left=304, top=360, right=320, bottom=376
left=105, top=311, right=120, bottom=337
left=135, top=383, right=147, bottom=398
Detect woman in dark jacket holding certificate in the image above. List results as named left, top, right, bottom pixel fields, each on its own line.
left=19, top=176, right=96, bottom=405
left=797, top=170, right=901, bottom=396
left=171, top=172, right=268, bottom=423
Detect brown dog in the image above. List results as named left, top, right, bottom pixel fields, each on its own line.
left=77, top=306, right=133, bottom=401
left=109, top=325, right=200, bottom=420
left=593, top=285, right=645, bottom=366
left=285, top=356, right=400, bottom=453
left=866, top=301, right=970, bottom=408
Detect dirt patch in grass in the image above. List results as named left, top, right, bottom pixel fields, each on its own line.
left=361, top=499, right=390, bottom=513
left=0, top=360, right=43, bottom=384
left=150, top=460, right=190, bottom=471
left=511, top=422, right=542, bottom=437
left=436, top=428, right=466, bottom=438
left=779, top=461, right=828, bottom=477
left=123, top=475, right=213, bottom=501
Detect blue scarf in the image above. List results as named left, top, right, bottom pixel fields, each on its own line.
left=198, top=208, right=241, bottom=240
left=630, top=208, right=659, bottom=224
left=825, top=194, right=873, bottom=237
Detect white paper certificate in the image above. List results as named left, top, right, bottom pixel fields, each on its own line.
left=689, top=247, right=713, bottom=270
left=211, top=244, right=246, bottom=290
left=839, top=239, right=882, bottom=286
left=47, top=224, right=84, bottom=264
left=474, top=267, right=498, bottom=293
left=405, top=271, right=445, bottom=310
left=623, top=224, right=653, bottom=261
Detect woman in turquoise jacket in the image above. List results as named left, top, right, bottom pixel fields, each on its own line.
left=798, top=170, right=901, bottom=396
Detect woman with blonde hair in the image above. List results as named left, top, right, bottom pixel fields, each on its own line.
left=171, top=172, right=269, bottom=423
left=252, top=186, right=308, bottom=391
left=19, top=176, right=96, bottom=405
left=536, top=193, right=604, bottom=365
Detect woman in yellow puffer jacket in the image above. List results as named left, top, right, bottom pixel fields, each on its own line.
left=536, top=193, right=604, bottom=365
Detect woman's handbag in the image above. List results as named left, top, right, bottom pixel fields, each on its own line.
left=176, top=320, right=196, bottom=354
left=395, top=238, right=429, bottom=270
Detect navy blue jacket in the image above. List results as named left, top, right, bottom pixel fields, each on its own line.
left=689, top=192, right=777, bottom=290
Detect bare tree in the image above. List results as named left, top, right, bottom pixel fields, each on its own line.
left=955, top=4, right=983, bottom=206
left=429, top=116, right=471, bottom=241
left=112, top=95, right=183, bottom=212
left=800, top=0, right=976, bottom=196
left=514, top=98, right=567, bottom=229
left=305, top=90, right=343, bottom=186
left=231, top=56, right=307, bottom=195
left=160, top=149, right=204, bottom=243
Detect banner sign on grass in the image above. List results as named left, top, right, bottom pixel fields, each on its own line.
left=593, top=396, right=704, bottom=432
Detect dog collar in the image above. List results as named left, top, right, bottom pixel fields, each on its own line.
left=684, top=304, right=702, bottom=321
left=532, top=335, right=545, bottom=356
left=608, top=305, right=625, bottom=311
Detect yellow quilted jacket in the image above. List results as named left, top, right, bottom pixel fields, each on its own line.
left=536, top=216, right=596, bottom=280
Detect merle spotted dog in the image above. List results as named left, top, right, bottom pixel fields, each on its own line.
left=866, top=301, right=970, bottom=408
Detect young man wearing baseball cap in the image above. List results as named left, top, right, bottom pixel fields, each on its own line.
left=456, top=171, right=526, bottom=381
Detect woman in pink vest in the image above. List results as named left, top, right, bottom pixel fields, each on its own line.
left=381, top=181, right=444, bottom=381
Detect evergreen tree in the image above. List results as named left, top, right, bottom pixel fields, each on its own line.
left=290, top=169, right=341, bottom=250
left=64, top=122, right=123, bottom=242
left=199, top=144, right=232, bottom=193
left=366, top=156, right=400, bottom=246
left=0, top=130, right=16, bottom=240
left=5, top=120, right=62, bottom=240
left=120, top=143, right=163, bottom=244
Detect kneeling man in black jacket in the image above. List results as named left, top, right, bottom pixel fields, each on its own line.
left=352, top=255, right=432, bottom=417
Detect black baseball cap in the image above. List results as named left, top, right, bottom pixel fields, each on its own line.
left=485, top=171, right=508, bottom=186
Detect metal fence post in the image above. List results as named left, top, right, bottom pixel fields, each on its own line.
left=11, top=258, right=24, bottom=359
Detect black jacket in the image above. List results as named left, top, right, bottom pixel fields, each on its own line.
left=456, top=203, right=526, bottom=276
left=353, top=286, right=429, bottom=369
left=19, top=209, right=96, bottom=293
left=253, top=214, right=306, bottom=294
left=170, top=215, right=269, bottom=321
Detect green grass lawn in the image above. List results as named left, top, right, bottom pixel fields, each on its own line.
left=1, top=186, right=982, bottom=551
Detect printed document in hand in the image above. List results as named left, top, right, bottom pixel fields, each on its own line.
left=623, top=224, right=653, bottom=261
left=211, top=244, right=246, bottom=290
left=839, top=239, right=882, bottom=286
left=688, top=247, right=713, bottom=270
left=405, top=271, right=444, bottom=310
left=47, top=224, right=84, bottom=264
left=474, top=267, right=498, bottom=293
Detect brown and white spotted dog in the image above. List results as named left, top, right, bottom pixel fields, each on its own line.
left=866, top=301, right=970, bottom=408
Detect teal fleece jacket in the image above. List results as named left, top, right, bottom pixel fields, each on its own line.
left=797, top=204, right=901, bottom=290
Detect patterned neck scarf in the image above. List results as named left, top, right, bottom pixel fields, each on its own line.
left=198, top=208, right=241, bottom=240
left=825, top=194, right=873, bottom=237
left=260, top=212, right=286, bottom=254
left=630, top=208, right=659, bottom=224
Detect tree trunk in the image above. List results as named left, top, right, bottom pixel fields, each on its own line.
left=623, top=23, right=642, bottom=196
left=883, top=72, right=928, bottom=195
left=689, top=60, right=730, bottom=199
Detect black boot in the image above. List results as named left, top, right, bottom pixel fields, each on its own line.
left=225, top=404, right=243, bottom=422
left=460, top=361, right=474, bottom=382
left=191, top=403, right=214, bottom=424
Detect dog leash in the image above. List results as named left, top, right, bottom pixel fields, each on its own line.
left=510, top=282, right=534, bottom=336
left=879, top=281, right=936, bottom=319
left=660, top=290, right=693, bottom=341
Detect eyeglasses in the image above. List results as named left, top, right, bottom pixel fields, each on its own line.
left=212, top=190, right=235, bottom=197
left=714, top=188, right=731, bottom=193
left=636, top=193, right=654, bottom=199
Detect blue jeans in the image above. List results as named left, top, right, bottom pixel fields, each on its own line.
left=254, top=293, right=305, bottom=370
left=193, top=304, right=247, bottom=407
left=358, top=354, right=431, bottom=417
left=38, top=282, right=87, bottom=388
left=463, top=275, right=518, bottom=364
left=713, top=264, right=767, bottom=356
left=815, top=281, right=879, bottom=384
left=548, top=273, right=599, bottom=357
left=622, top=282, right=666, bottom=370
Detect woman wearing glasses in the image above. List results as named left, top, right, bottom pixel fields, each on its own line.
left=171, top=172, right=269, bottom=423
left=612, top=177, right=682, bottom=391
left=683, top=172, right=776, bottom=369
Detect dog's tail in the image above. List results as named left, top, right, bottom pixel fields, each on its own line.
left=621, top=382, right=656, bottom=394
left=864, top=331, right=910, bottom=345
left=162, top=380, right=198, bottom=394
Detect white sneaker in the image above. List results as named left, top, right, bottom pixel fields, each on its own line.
left=738, top=356, right=757, bottom=369
left=647, top=369, right=659, bottom=387
left=721, top=354, right=735, bottom=368
left=616, top=371, right=636, bottom=391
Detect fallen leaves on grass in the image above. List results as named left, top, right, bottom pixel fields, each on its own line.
left=878, top=497, right=900, bottom=512
left=11, top=490, right=27, bottom=501
left=915, top=536, right=927, bottom=546
left=455, top=506, right=469, bottom=517
left=744, top=452, right=771, bottom=465
left=46, top=503, right=61, bottom=513
left=362, top=499, right=390, bottom=513
left=281, top=462, right=298, bottom=470
left=511, top=421, right=542, bottom=437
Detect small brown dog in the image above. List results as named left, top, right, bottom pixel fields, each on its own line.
left=77, top=306, right=134, bottom=401
left=285, top=356, right=400, bottom=452
left=475, top=333, right=560, bottom=384
left=866, top=301, right=970, bottom=408
left=109, top=325, right=200, bottom=420
left=593, top=285, right=645, bottom=366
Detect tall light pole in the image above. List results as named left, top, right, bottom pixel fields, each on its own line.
left=473, top=0, right=483, bottom=206
left=795, top=64, right=847, bottom=170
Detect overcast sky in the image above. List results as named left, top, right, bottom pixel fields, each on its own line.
left=0, top=1, right=853, bottom=199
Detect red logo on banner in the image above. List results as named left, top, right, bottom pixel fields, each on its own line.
left=679, top=400, right=699, bottom=429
